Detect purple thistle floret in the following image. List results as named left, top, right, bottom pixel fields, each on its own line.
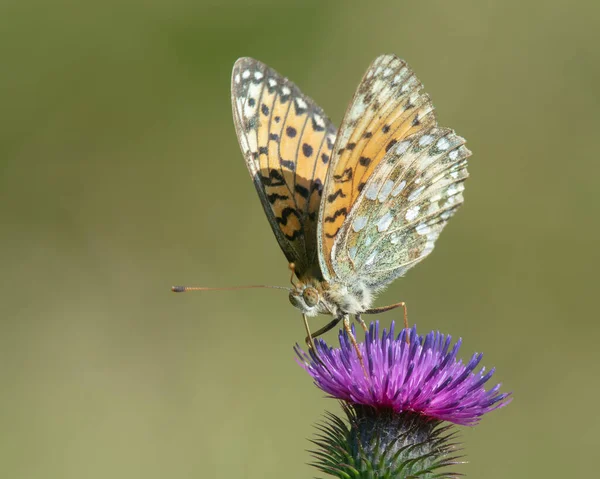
left=296, top=322, right=511, bottom=426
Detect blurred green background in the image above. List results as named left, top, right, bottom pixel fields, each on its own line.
left=1, top=1, right=598, bottom=477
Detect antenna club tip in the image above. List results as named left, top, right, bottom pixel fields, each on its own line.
left=171, top=286, right=186, bottom=293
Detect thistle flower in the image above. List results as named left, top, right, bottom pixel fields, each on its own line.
left=295, top=322, right=511, bottom=478
left=296, top=322, right=510, bottom=426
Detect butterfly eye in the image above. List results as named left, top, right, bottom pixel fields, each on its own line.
left=289, top=291, right=303, bottom=309
left=302, top=287, right=319, bottom=307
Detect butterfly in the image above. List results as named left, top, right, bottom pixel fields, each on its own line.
left=230, top=54, right=470, bottom=357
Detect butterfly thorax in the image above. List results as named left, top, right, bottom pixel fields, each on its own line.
left=289, top=278, right=375, bottom=318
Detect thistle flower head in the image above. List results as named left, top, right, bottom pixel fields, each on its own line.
left=296, top=322, right=511, bottom=426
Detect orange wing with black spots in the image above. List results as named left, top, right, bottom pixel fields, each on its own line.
left=232, top=58, right=337, bottom=279
left=318, top=54, right=437, bottom=278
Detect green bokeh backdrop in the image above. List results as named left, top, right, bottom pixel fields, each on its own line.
left=2, top=1, right=599, bottom=478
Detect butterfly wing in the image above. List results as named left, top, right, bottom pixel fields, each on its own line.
left=330, top=127, right=471, bottom=288
left=317, top=54, right=471, bottom=287
left=232, top=58, right=337, bottom=279
left=317, top=54, right=437, bottom=279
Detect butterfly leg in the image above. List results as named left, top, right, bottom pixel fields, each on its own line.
left=343, top=315, right=368, bottom=375
left=355, top=313, right=368, bottom=332
left=307, top=316, right=344, bottom=341
left=302, top=314, right=328, bottom=367
left=364, top=301, right=408, bottom=330
left=364, top=301, right=409, bottom=344
left=303, top=316, right=344, bottom=367
left=302, top=313, right=317, bottom=352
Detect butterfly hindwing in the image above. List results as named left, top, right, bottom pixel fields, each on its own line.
left=318, top=54, right=437, bottom=279
left=232, top=58, right=337, bottom=279
left=331, top=127, right=471, bottom=288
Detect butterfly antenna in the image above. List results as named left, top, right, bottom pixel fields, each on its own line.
left=171, top=285, right=290, bottom=293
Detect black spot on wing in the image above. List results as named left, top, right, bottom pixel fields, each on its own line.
left=327, top=189, right=346, bottom=202
left=267, top=193, right=289, bottom=204
left=280, top=158, right=296, bottom=171
left=386, top=139, right=398, bottom=152
left=276, top=208, right=303, bottom=240
left=277, top=207, right=300, bottom=223
left=295, top=184, right=309, bottom=198
left=325, top=227, right=341, bottom=239
left=333, top=168, right=352, bottom=183
left=324, top=207, right=348, bottom=223
left=311, top=178, right=324, bottom=195
left=302, top=143, right=313, bottom=157
left=260, top=169, right=286, bottom=186
left=284, top=230, right=303, bottom=240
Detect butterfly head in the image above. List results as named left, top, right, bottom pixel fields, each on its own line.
left=289, top=284, right=323, bottom=316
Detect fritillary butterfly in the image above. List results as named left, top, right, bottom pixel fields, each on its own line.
left=190, top=55, right=471, bottom=357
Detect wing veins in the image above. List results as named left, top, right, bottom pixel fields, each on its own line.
left=305, top=126, right=329, bottom=269
left=292, top=102, right=310, bottom=200
left=354, top=73, right=420, bottom=189
left=276, top=81, right=314, bottom=257
left=276, top=86, right=303, bottom=216
left=347, top=56, right=397, bottom=197
left=344, top=56, right=397, bottom=198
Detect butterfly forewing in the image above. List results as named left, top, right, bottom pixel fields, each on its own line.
left=232, top=58, right=337, bottom=279
left=318, top=54, right=437, bottom=278
left=331, top=128, right=471, bottom=287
